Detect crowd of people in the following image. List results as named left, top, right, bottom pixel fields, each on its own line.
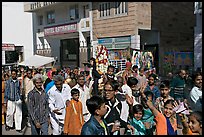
left=2, top=58, right=202, bottom=135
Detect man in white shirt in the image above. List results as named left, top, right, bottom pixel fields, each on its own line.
left=23, top=69, right=35, bottom=102
left=23, top=69, right=35, bottom=127
left=72, top=74, right=91, bottom=122
left=48, top=75, right=71, bottom=135
left=189, top=72, right=202, bottom=112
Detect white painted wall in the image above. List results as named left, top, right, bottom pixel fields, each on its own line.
left=2, top=2, right=33, bottom=61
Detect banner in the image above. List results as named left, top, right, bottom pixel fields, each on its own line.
left=131, top=50, right=154, bottom=69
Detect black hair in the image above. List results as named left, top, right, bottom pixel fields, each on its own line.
left=27, top=68, right=33, bottom=73
left=191, top=71, right=202, bottom=82
left=144, top=91, right=154, bottom=98
left=71, top=88, right=80, bottom=96
left=127, top=77, right=138, bottom=87
left=104, top=80, right=119, bottom=91
left=74, top=67, right=79, bottom=70
left=190, top=111, right=202, bottom=125
left=77, top=74, right=84, bottom=80
left=132, top=104, right=144, bottom=115
left=52, top=71, right=58, bottom=76
left=148, top=73, right=157, bottom=80
left=86, top=95, right=105, bottom=115
left=11, top=69, right=18, bottom=74
left=90, top=57, right=97, bottom=69
left=132, top=65, right=138, bottom=70
left=4, top=73, right=9, bottom=78
left=107, top=65, right=115, bottom=71
left=164, top=99, right=174, bottom=107
left=160, top=79, right=170, bottom=89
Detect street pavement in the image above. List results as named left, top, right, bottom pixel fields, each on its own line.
left=2, top=123, right=53, bottom=135
left=2, top=124, right=183, bottom=135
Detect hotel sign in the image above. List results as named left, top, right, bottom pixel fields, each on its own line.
left=44, top=23, right=77, bottom=36
left=2, top=43, right=15, bottom=51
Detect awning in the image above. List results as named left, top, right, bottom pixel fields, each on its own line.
left=18, top=54, right=55, bottom=68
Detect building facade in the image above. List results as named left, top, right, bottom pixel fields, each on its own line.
left=24, top=2, right=93, bottom=69
left=92, top=2, right=195, bottom=75
left=194, top=2, right=202, bottom=71
left=2, top=43, right=24, bottom=67
left=25, top=2, right=195, bottom=76
left=2, top=2, right=33, bottom=66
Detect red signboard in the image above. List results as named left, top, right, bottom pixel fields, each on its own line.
left=44, top=23, right=77, bottom=36
left=2, top=43, right=15, bottom=51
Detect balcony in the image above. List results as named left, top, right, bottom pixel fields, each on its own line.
left=36, top=49, right=51, bottom=56
left=24, top=2, right=59, bottom=12
left=79, top=18, right=90, bottom=32
left=37, top=31, right=44, bottom=37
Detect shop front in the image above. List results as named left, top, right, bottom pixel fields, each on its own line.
left=44, top=22, right=80, bottom=68
left=98, top=36, right=131, bottom=72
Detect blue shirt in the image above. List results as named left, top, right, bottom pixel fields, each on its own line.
left=45, top=80, right=54, bottom=93
left=4, top=78, right=21, bottom=103
left=144, top=85, right=160, bottom=103
left=81, top=115, right=110, bottom=135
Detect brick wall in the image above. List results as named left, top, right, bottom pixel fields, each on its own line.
left=151, top=2, right=195, bottom=75
left=92, top=2, right=151, bottom=39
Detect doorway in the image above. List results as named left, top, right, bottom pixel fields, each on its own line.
left=60, top=38, right=79, bottom=68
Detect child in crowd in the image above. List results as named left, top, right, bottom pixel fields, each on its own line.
left=144, top=74, right=160, bottom=103
left=141, top=91, right=156, bottom=135
left=122, top=77, right=139, bottom=105
left=181, top=111, right=202, bottom=135
left=64, top=88, right=84, bottom=135
left=140, top=82, right=178, bottom=135
left=81, top=95, right=119, bottom=135
left=173, top=101, right=202, bottom=135
left=155, top=80, right=174, bottom=113
left=128, top=104, right=146, bottom=135
left=146, top=99, right=177, bottom=135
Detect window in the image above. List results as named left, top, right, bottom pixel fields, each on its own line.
left=61, top=39, right=79, bottom=61
left=83, top=5, right=89, bottom=18
left=38, top=15, right=43, bottom=25
left=70, top=5, right=79, bottom=20
left=47, top=11, right=55, bottom=24
left=115, top=2, right=128, bottom=15
left=99, top=2, right=111, bottom=17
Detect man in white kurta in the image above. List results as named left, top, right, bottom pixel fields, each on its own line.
left=48, top=75, right=71, bottom=135
left=23, top=69, right=35, bottom=102
left=72, top=74, right=91, bottom=122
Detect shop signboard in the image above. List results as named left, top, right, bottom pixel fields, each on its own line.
left=98, top=38, right=112, bottom=44
left=115, top=36, right=130, bottom=43
left=44, top=23, right=77, bottom=36
left=98, top=36, right=131, bottom=49
left=2, top=43, right=15, bottom=51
